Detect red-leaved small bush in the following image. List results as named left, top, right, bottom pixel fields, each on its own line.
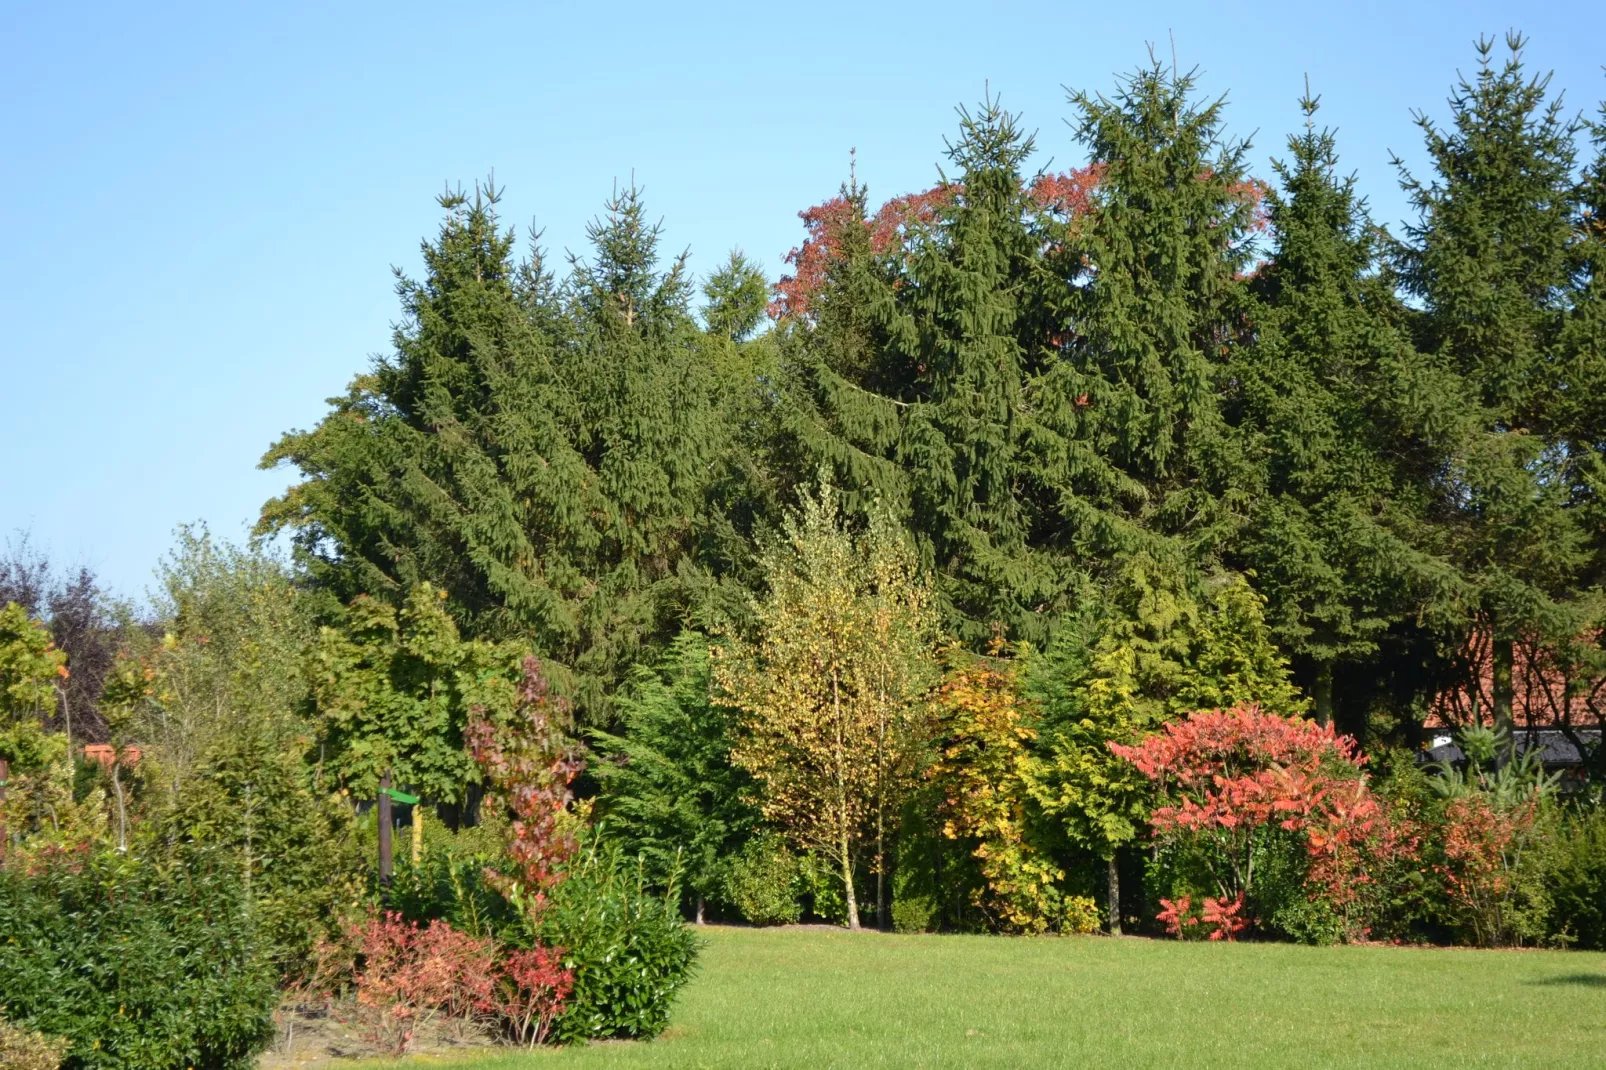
left=1437, top=794, right=1545, bottom=947
left=499, top=945, right=575, bottom=1047
left=352, top=914, right=498, bottom=1054
left=1113, top=704, right=1410, bottom=941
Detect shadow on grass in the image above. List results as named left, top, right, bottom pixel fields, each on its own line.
left=1530, top=973, right=1606, bottom=988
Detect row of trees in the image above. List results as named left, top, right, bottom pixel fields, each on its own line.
left=261, top=37, right=1606, bottom=756
left=1, top=36, right=1602, bottom=976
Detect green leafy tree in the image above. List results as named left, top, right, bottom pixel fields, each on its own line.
left=715, top=479, right=938, bottom=930
left=309, top=583, right=519, bottom=804
left=589, top=631, right=758, bottom=921
left=0, top=602, right=65, bottom=773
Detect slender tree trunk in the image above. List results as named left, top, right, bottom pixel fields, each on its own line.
left=0, top=757, right=9, bottom=861
left=840, top=824, right=860, bottom=930
left=831, top=669, right=860, bottom=930
left=696, top=895, right=705, bottom=925
left=1492, top=636, right=1515, bottom=739
left=1106, top=855, right=1122, bottom=936
left=378, top=771, right=393, bottom=888
left=876, top=805, right=886, bottom=931
left=112, top=762, right=128, bottom=853
left=1313, top=661, right=1334, bottom=729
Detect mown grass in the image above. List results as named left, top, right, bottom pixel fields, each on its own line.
left=364, top=925, right=1606, bottom=1068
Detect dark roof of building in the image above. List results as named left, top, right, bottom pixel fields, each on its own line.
left=1421, top=728, right=1601, bottom=767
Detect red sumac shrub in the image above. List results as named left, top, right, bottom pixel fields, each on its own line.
left=1113, top=704, right=1409, bottom=940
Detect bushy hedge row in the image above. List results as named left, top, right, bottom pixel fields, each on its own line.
left=0, top=848, right=276, bottom=1070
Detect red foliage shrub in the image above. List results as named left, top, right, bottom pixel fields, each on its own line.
left=1112, top=704, right=1408, bottom=939
left=352, top=914, right=498, bottom=1054
left=1437, top=794, right=1543, bottom=947
left=466, top=656, right=583, bottom=913
left=499, top=944, right=575, bottom=1047
left=1157, top=892, right=1248, bottom=941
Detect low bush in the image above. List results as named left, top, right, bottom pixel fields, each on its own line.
left=0, top=847, right=276, bottom=1070
left=722, top=833, right=801, bottom=926
left=535, top=841, right=699, bottom=1044
left=351, top=913, right=499, bottom=1053
left=1546, top=803, right=1606, bottom=950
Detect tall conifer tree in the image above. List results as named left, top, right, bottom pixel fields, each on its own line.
left=1229, top=90, right=1450, bottom=730
left=262, top=182, right=727, bottom=720
left=1393, top=36, right=1591, bottom=733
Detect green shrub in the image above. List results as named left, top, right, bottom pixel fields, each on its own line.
left=1549, top=803, right=1606, bottom=950
left=892, top=893, right=937, bottom=934
left=0, top=1016, right=68, bottom=1070
left=722, top=834, right=801, bottom=926
left=535, top=841, right=699, bottom=1044
left=0, top=848, right=276, bottom=1070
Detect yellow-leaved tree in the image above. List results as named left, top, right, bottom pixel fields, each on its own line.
left=714, top=480, right=938, bottom=930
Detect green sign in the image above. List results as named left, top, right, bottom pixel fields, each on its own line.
left=382, top=787, right=421, bottom=805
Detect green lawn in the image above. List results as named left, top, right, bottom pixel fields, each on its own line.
left=373, top=926, right=1606, bottom=1068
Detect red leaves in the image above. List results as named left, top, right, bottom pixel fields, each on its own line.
left=771, top=165, right=1105, bottom=322
left=1157, top=892, right=1247, bottom=941
left=351, top=913, right=573, bottom=1051
left=1113, top=704, right=1406, bottom=939
left=466, top=656, right=583, bottom=911
left=353, top=914, right=498, bottom=1054
left=499, top=945, right=575, bottom=1048
left=1028, top=163, right=1105, bottom=218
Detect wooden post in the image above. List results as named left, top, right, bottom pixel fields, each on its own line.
left=378, top=771, right=393, bottom=887
left=411, top=800, right=423, bottom=869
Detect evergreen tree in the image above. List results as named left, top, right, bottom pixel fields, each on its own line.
left=262, top=182, right=730, bottom=720
left=871, top=98, right=1068, bottom=643
left=1228, top=89, right=1452, bottom=731
left=589, top=631, right=758, bottom=922
left=1032, top=60, right=1261, bottom=576
left=1393, top=36, right=1591, bottom=734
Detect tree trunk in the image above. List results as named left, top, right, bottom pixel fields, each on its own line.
left=876, top=808, right=886, bottom=931
left=1313, top=661, right=1334, bottom=728
left=696, top=895, right=705, bottom=925
left=1106, top=855, right=1122, bottom=936
left=378, top=771, right=393, bottom=888
left=840, top=825, right=860, bottom=930
left=1491, top=636, right=1515, bottom=738
left=0, top=757, right=8, bottom=861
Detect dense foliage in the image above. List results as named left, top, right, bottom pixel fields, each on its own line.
left=0, top=848, right=277, bottom=1070
left=3, top=29, right=1606, bottom=1064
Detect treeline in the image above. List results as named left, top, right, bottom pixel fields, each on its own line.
left=2, top=38, right=1605, bottom=1063
left=262, top=38, right=1604, bottom=748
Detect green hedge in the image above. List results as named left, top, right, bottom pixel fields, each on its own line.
left=0, top=848, right=276, bottom=1070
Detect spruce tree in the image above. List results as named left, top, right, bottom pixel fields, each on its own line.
left=1033, top=60, right=1260, bottom=576
left=262, top=182, right=728, bottom=720
left=872, top=97, right=1064, bottom=643
left=1228, top=89, right=1448, bottom=730
left=1393, top=36, right=1591, bottom=734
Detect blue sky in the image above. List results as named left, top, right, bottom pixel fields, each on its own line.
left=2, top=0, right=1601, bottom=600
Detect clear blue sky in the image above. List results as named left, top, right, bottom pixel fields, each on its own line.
left=2, top=0, right=1601, bottom=600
